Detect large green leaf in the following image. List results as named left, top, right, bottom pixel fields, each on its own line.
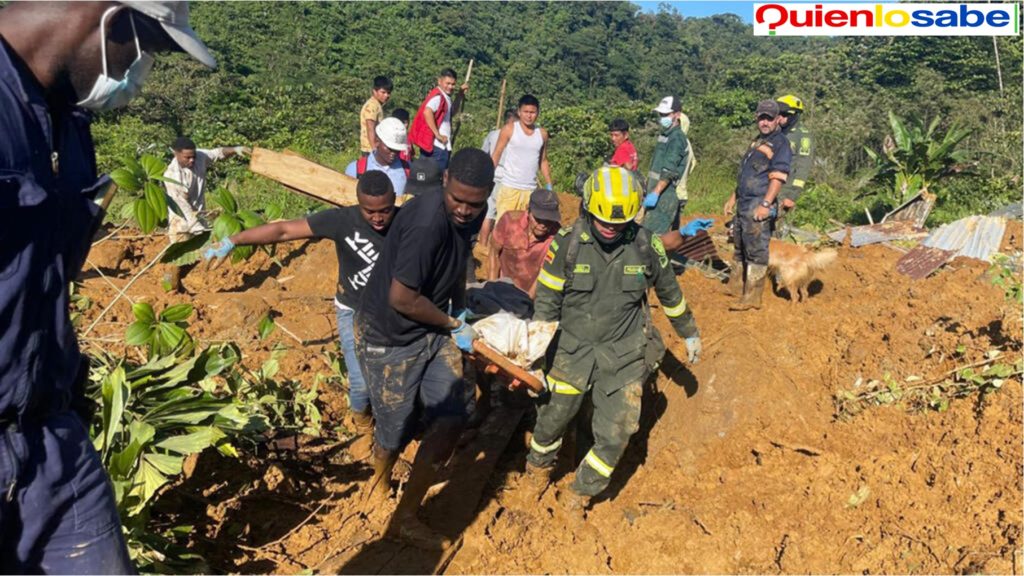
left=132, top=302, right=156, bottom=324
left=134, top=198, right=159, bottom=234
left=110, top=167, right=142, bottom=192
left=160, top=304, right=194, bottom=323
left=125, top=321, right=154, bottom=346
left=101, top=367, right=129, bottom=457
left=139, top=154, right=166, bottom=180
left=212, top=213, right=241, bottom=241
left=156, top=322, right=188, bottom=353
left=133, top=458, right=170, bottom=513
left=144, top=181, right=168, bottom=223
left=144, top=453, right=184, bottom=476
left=238, top=209, right=264, bottom=229
left=161, top=232, right=211, bottom=265
left=203, top=344, right=241, bottom=377
left=154, top=428, right=226, bottom=455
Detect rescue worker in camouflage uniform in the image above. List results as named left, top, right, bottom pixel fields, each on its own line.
left=723, top=100, right=792, bottom=311
left=524, top=166, right=702, bottom=515
left=775, top=94, right=813, bottom=238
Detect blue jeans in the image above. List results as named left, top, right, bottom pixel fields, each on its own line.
left=0, top=412, right=135, bottom=574
left=356, top=332, right=473, bottom=453
left=336, top=305, right=370, bottom=414
left=421, top=147, right=450, bottom=172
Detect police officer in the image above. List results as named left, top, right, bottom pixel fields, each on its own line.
left=723, top=101, right=793, bottom=311
left=525, top=166, right=702, bottom=514
left=0, top=2, right=216, bottom=572
left=775, top=94, right=813, bottom=238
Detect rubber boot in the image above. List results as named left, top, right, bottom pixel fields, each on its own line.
left=349, top=410, right=374, bottom=461
left=363, top=443, right=397, bottom=507
left=730, top=264, right=767, bottom=311
left=725, top=260, right=745, bottom=297
left=522, top=463, right=552, bottom=502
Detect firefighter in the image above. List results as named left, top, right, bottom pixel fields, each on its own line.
left=524, top=166, right=702, bottom=515
left=775, top=94, right=813, bottom=238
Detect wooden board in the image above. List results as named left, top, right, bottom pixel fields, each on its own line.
left=249, top=147, right=358, bottom=207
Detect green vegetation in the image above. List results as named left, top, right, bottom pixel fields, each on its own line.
left=89, top=2, right=1020, bottom=228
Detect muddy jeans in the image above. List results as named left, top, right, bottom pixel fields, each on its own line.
left=527, top=376, right=643, bottom=497
left=0, top=412, right=135, bottom=574
left=335, top=305, right=369, bottom=414
left=732, top=208, right=774, bottom=266
left=357, top=332, right=473, bottom=453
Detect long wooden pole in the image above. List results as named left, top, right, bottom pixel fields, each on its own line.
left=495, top=78, right=507, bottom=129
left=449, top=59, right=474, bottom=149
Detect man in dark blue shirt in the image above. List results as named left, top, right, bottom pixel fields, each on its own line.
left=722, top=100, right=792, bottom=311
left=0, top=2, right=216, bottom=572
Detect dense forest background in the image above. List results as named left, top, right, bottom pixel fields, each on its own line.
left=94, top=1, right=1023, bottom=229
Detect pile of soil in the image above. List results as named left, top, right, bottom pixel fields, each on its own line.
left=76, top=204, right=1023, bottom=574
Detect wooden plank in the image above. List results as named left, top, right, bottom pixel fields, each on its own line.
left=249, top=147, right=358, bottom=207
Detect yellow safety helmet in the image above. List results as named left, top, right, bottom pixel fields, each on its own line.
left=776, top=94, right=804, bottom=113
left=584, top=166, right=642, bottom=224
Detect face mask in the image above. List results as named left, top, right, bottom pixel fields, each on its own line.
left=77, top=7, right=154, bottom=112
left=659, top=116, right=674, bottom=129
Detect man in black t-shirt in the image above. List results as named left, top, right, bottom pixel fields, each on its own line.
left=203, top=171, right=397, bottom=461
left=355, top=148, right=493, bottom=548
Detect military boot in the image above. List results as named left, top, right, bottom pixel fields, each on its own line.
left=556, top=489, right=588, bottom=521
left=348, top=410, right=374, bottom=461
left=522, top=463, right=552, bottom=502
left=725, top=260, right=745, bottom=297
left=730, top=264, right=767, bottom=311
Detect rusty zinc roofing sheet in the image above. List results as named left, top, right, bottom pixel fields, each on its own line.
left=921, top=215, right=1007, bottom=262
left=896, top=245, right=956, bottom=279
left=826, top=221, right=928, bottom=247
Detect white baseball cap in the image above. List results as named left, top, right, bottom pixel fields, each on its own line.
left=376, top=117, right=409, bottom=152
left=120, top=1, right=217, bottom=69
left=653, top=95, right=681, bottom=114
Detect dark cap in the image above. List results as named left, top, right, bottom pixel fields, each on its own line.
left=404, top=157, right=443, bottom=196
left=528, top=187, right=561, bottom=223
left=755, top=100, right=780, bottom=119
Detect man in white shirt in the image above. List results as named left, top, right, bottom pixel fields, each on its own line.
left=345, top=118, right=410, bottom=196
left=409, top=67, right=467, bottom=173
left=490, top=94, right=553, bottom=223
left=164, top=136, right=247, bottom=242
left=478, top=109, right=518, bottom=247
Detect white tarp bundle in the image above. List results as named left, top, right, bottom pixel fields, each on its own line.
left=473, top=312, right=558, bottom=370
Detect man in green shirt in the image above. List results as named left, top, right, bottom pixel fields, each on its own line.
left=642, top=95, right=691, bottom=235
left=525, top=166, right=702, bottom=515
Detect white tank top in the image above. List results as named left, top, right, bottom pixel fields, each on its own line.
left=499, top=121, right=544, bottom=190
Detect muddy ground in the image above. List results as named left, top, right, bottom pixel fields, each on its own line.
left=79, top=205, right=1023, bottom=574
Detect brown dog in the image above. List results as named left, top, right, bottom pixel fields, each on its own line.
left=768, top=239, right=838, bottom=303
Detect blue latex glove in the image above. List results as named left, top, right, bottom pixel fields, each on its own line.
left=452, top=322, right=477, bottom=353
left=203, top=238, right=235, bottom=260
left=679, top=218, right=714, bottom=237
left=643, top=192, right=660, bottom=209
left=685, top=336, right=702, bottom=364
left=545, top=183, right=553, bottom=191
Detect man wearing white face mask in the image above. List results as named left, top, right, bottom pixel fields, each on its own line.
left=642, top=95, right=690, bottom=235
left=0, top=2, right=216, bottom=573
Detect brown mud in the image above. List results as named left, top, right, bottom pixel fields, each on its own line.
left=77, top=206, right=1023, bottom=574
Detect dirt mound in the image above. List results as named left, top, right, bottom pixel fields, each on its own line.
left=76, top=213, right=1023, bottom=574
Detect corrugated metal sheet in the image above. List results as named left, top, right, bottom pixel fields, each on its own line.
left=921, top=215, right=1007, bottom=262
left=896, top=245, right=956, bottom=279
left=883, top=192, right=935, bottom=227
left=827, top=221, right=928, bottom=247
left=675, top=230, right=719, bottom=261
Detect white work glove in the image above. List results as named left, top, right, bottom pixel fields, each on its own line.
left=685, top=336, right=702, bottom=364
left=233, top=146, right=251, bottom=156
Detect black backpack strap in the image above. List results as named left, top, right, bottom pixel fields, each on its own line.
left=560, top=225, right=585, bottom=291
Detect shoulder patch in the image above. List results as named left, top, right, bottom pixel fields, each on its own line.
left=549, top=239, right=559, bottom=252
left=558, top=226, right=572, bottom=237
left=799, top=137, right=811, bottom=156
left=651, top=235, right=669, bottom=268
left=579, top=231, right=591, bottom=242
left=574, top=264, right=590, bottom=274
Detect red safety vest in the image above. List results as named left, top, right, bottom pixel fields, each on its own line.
left=408, top=87, right=448, bottom=154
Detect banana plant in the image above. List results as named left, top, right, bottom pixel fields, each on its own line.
left=860, top=112, right=973, bottom=206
